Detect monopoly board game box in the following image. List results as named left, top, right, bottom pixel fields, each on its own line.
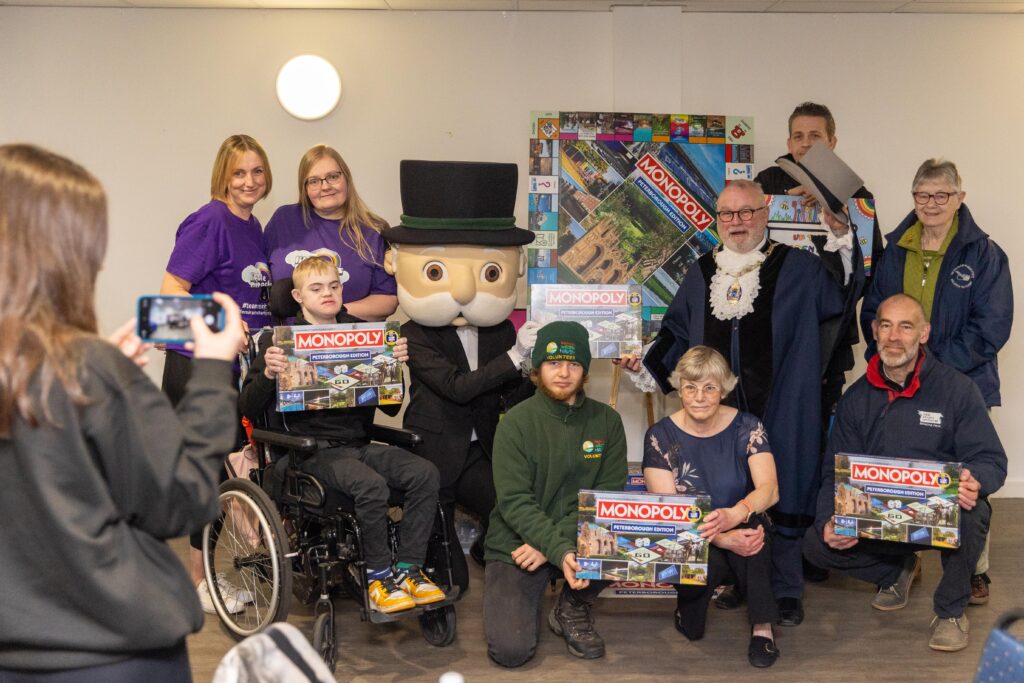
left=272, top=322, right=404, bottom=412
left=576, top=490, right=711, bottom=585
left=529, top=285, right=642, bottom=358
left=833, top=453, right=962, bottom=548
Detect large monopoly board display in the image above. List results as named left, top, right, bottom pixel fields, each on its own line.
left=576, top=489, right=711, bottom=585
left=528, top=111, right=755, bottom=332
left=833, top=453, right=962, bottom=548
left=273, top=322, right=404, bottom=412
left=529, top=284, right=642, bottom=358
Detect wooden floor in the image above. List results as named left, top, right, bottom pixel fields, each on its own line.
left=184, top=499, right=1024, bottom=682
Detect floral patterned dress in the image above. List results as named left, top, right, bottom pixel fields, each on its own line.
left=642, top=411, right=769, bottom=509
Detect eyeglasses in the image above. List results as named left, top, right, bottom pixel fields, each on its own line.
left=304, top=171, right=344, bottom=190
left=681, top=383, right=721, bottom=398
left=715, top=206, right=765, bottom=222
left=912, top=191, right=958, bottom=206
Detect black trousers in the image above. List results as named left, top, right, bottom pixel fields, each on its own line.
left=802, top=500, right=991, bottom=618
left=483, top=560, right=607, bottom=668
left=675, top=521, right=778, bottom=639
left=301, top=443, right=440, bottom=569
left=430, top=441, right=495, bottom=592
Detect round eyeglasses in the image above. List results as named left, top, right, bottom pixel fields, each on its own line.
left=305, top=171, right=344, bottom=190
left=912, top=191, right=958, bottom=206
left=681, top=383, right=721, bottom=398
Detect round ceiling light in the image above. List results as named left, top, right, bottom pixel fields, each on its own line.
left=276, top=55, right=341, bottom=121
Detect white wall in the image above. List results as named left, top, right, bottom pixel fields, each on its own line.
left=1, top=6, right=1021, bottom=494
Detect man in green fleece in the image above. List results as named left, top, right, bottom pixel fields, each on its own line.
left=483, top=320, right=627, bottom=667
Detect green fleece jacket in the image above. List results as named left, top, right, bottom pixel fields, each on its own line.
left=485, top=389, right=627, bottom=567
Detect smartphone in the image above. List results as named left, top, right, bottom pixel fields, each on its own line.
left=137, top=295, right=224, bottom=344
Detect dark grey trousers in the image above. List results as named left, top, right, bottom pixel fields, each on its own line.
left=483, top=560, right=606, bottom=668
left=301, top=443, right=439, bottom=569
left=802, top=500, right=990, bottom=618
left=0, top=643, right=190, bottom=682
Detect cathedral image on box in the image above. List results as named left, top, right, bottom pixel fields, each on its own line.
left=576, top=490, right=711, bottom=585
left=833, top=453, right=961, bottom=548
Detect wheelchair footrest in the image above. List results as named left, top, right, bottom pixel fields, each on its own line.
left=365, top=589, right=460, bottom=624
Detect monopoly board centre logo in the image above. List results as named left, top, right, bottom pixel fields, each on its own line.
left=295, top=329, right=385, bottom=350
left=596, top=500, right=702, bottom=523
left=850, top=463, right=945, bottom=488
left=545, top=289, right=628, bottom=306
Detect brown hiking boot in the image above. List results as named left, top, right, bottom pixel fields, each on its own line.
left=969, top=573, right=990, bottom=605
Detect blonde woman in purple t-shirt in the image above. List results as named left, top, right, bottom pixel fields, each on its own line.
left=265, top=145, right=397, bottom=322
left=160, top=134, right=273, bottom=614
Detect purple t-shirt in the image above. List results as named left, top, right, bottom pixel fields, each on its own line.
left=166, top=199, right=272, bottom=330
left=264, top=203, right=396, bottom=303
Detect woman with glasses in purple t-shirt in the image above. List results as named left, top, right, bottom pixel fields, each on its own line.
left=159, top=134, right=274, bottom=614
left=264, top=144, right=397, bottom=322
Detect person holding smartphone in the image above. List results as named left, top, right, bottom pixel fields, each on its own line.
left=264, top=144, right=396, bottom=322
left=0, top=144, right=246, bottom=681
left=160, top=134, right=274, bottom=611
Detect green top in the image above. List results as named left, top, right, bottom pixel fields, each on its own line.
left=899, top=214, right=959, bottom=321
left=484, top=389, right=628, bottom=567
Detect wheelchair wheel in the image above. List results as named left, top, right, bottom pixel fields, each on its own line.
left=312, top=612, right=337, bottom=673
left=419, top=604, right=456, bottom=647
left=202, top=477, right=292, bottom=638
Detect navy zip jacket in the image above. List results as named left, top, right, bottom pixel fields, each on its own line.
left=861, top=204, right=1012, bottom=406
left=815, top=351, right=1007, bottom=534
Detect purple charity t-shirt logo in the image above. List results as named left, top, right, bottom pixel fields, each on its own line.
left=285, top=248, right=352, bottom=285
left=241, top=262, right=272, bottom=289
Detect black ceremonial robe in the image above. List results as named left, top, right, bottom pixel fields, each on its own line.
left=644, top=241, right=844, bottom=537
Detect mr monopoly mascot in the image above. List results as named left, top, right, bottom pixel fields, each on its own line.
left=383, top=160, right=539, bottom=594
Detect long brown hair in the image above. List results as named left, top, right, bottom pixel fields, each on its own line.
left=0, top=144, right=107, bottom=437
left=297, top=144, right=387, bottom=265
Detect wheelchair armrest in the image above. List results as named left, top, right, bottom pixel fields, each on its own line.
left=367, top=424, right=423, bottom=449
left=251, top=427, right=318, bottom=453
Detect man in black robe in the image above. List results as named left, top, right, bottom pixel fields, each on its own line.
left=641, top=179, right=844, bottom=626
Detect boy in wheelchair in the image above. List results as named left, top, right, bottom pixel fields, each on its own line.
left=239, top=256, right=446, bottom=614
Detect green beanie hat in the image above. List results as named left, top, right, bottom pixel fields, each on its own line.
left=532, top=321, right=592, bottom=372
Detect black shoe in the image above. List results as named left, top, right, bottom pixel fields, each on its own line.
left=803, top=558, right=830, bottom=583
left=776, top=597, right=804, bottom=626
left=469, top=537, right=485, bottom=568
left=712, top=585, right=743, bottom=610
left=673, top=609, right=704, bottom=641
left=548, top=598, right=605, bottom=659
left=748, top=635, right=780, bottom=668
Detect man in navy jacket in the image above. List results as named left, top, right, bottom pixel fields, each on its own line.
left=805, top=294, right=1006, bottom=653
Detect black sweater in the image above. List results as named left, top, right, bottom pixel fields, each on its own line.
left=0, top=339, right=237, bottom=670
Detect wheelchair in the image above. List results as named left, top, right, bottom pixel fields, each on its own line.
left=201, top=330, right=459, bottom=672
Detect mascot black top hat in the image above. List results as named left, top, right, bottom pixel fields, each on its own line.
left=382, top=160, right=535, bottom=246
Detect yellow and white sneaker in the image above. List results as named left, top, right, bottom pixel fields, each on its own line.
left=367, top=575, right=415, bottom=614
left=397, top=567, right=446, bottom=606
